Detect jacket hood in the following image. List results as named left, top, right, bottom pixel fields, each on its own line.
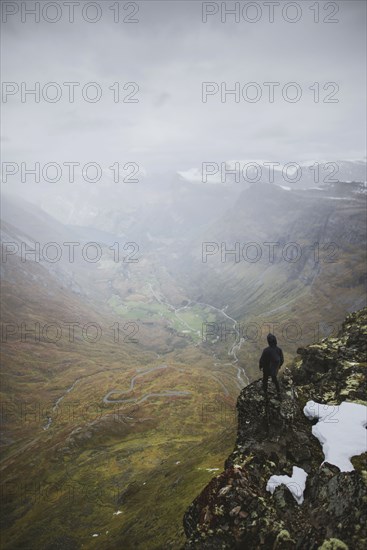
left=267, top=333, right=277, bottom=346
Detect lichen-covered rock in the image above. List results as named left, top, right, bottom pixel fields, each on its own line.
left=183, top=308, right=367, bottom=549
left=318, top=539, right=349, bottom=550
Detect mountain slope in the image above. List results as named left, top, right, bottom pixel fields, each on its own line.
left=167, top=183, right=366, bottom=316
left=162, top=182, right=366, bottom=381
left=0, top=192, right=241, bottom=550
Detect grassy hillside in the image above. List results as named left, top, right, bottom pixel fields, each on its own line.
left=1, top=185, right=366, bottom=548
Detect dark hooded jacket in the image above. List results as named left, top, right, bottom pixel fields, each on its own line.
left=259, top=334, right=284, bottom=376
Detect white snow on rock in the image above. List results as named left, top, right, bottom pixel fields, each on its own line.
left=266, top=466, right=308, bottom=505
left=303, top=400, right=367, bottom=472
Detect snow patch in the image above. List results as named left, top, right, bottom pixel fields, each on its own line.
left=177, top=168, right=222, bottom=185
left=278, top=185, right=291, bottom=191
left=266, top=466, right=308, bottom=505
left=303, top=400, right=367, bottom=472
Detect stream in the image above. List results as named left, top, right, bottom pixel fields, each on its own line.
left=147, top=283, right=249, bottom=386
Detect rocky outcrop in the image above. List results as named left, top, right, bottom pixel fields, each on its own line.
left=183, top=308, right=367, bottom=549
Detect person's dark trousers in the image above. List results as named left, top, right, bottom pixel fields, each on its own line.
left=262, top=368, right=280, bottom=395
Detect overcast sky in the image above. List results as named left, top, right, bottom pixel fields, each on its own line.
left=1, top=0, right=366, bottom=181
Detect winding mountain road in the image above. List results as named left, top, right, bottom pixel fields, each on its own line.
left=43, top=288, right=249, bottom=428
left=102, top=365, right=191, bottom=404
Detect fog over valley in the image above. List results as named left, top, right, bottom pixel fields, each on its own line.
left=1, top=2, right=366, bottom=549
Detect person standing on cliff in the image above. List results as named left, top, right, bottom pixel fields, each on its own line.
left=259, top=333, right=284, bottom=400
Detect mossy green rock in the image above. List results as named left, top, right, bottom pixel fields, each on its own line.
left=318, top=538, right=349, bottom=550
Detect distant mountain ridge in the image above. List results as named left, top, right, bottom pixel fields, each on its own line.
left=178, top=159, right=367, bottom=188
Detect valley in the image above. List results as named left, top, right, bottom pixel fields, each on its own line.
left=1, top=180, right=366, bottom=549
left=2, top=1, right=365, bottom=545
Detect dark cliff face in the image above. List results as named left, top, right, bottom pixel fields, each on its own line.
left=183, top=308, right=367, bottom=549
